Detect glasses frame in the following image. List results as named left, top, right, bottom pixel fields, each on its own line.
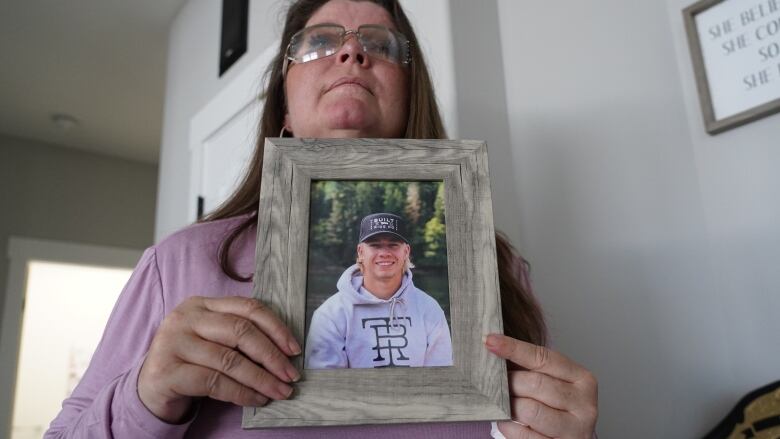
left=282, top=24, right=412, bottom=77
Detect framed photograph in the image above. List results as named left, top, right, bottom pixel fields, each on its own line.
left=304, top=181, right=453, bottom=370
left=244, top=138, right=509, bottom=428
left=683, top=0, right=780, bottom=134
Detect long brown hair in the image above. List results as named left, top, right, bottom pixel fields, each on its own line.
left=202, top=0, right=546, bottom=346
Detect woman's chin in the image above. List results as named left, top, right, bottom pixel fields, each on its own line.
left=320, top=103, right=380, bottom=135
left=327, top=101, right=371, bottom=123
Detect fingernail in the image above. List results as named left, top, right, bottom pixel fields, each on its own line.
left=288, top=339, right=302, bottom=356
left=484, top=334, right=499, bottom=348
left=287, top=365, right=301, bottom=383
left=285, top=386, right=295, bottom=399
left=254, top=394, right=268, bottom=406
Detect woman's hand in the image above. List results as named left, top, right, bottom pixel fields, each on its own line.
left=138, top=296, right=301, bottom=423
left=485, top=334, right=598, bottom=439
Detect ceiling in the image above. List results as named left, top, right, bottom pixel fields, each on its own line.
left=0, top=0, right=188, bottom=164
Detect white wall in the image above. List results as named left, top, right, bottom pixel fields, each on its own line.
left=400, top=0, right=458, bottom=139
left=0, top=134, right=158, bottom=309
left=495, top=0, right=780, bottom=437
left=156, top=0, right=458, bottom=240
left=0, top=134, right=157, bottom=435
left=668, top=0, right=780, bottom=419
left=448, top=0, right=520, bottom=241
left=155, top=0, right=280, bottom=240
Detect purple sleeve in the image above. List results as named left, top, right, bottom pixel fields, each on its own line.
left=44, top=248, right=193, bottom=438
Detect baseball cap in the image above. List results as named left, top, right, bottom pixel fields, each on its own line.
left=359, top=213, right=409, bottom=244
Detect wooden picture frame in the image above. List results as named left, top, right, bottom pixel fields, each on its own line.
left=242, top=138, right=510, bottom=428
left=683, top=0, right=780, bottom=135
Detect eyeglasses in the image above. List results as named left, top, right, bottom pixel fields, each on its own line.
left=282, top=24, right=411, bottom=76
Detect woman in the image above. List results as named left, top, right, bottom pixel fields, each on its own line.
left=46, top=0, right=597, bottom=438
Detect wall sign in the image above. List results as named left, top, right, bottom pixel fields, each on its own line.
left=684, top=0, right=780, bottom=134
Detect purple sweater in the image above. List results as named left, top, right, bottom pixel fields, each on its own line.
left=45, top=216, right=491, bottom=438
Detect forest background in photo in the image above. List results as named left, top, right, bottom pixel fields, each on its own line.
left=305, top=180, right=450, bottom=333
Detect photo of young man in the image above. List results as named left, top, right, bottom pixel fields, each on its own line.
left=305, top=213, right=453, bottom=369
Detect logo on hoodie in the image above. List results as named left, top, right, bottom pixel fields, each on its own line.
left=361, top=316, right=412, bottom=367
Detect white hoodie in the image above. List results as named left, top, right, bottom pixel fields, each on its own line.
left=305, top=264, right=453, bottom=369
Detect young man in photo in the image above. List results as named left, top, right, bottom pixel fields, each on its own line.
left=305, top=213, right=453, bottom=369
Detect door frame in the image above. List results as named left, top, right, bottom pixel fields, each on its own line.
left=188, top=42, right=277, bottom=223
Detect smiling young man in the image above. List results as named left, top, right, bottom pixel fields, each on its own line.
left=305, top=213, right=453, bottom=369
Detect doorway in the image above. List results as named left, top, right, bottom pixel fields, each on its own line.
left=0, top=238, right=141, bottom=438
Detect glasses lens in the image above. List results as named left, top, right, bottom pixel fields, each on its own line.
left=289, top=25, right=343, bottom=63
left=286, top=24, right=410, bottom=70
left=358, top=26, right=406, bottom=63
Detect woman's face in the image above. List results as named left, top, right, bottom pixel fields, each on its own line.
left=284, top=0, right=409, bottom=138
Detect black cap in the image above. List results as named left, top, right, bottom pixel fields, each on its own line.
left=359, top=213, right=409, bottom=244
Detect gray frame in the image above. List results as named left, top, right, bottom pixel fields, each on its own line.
left=243, top=138, right=509, bottom=428
left=683, top=0, right=780, bottom=135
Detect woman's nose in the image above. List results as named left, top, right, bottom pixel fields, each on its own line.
left=337, top=33, right=368, bottom=67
